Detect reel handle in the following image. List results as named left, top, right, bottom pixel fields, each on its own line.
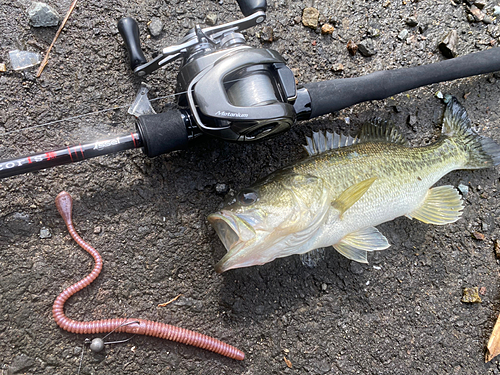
left=236, top=0, right=267, bottom=16
left=118, top=17, right=148, bottom=71
left=304, top=47, right=500, bottom=118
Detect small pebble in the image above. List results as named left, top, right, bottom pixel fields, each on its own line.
left=259, top=26, right=274, bottom=42
left=321, top=23, right=334, bottom=34
left=494, top=6, right=500, bottom=16
left=205, top=13, right=218, bottom=26
left=469, top=5, right=485, bottom=22
left=0, top=63, right=6, bottom=72
left=483, top=15, right=493, bottom=24
left=461, top=287, right=482, bottom=303
left=331, top=63, right=344, bottom=72
left=40, top=227, right=51, bottom=239
left=148, top=17, right=163, bottom=37
left=405, top=16, right=418, bottom=27
left=27, top=2, right=60, bottom=27
left=398, top=29, right=409, bottom=40
left=215, top=183, right=228, bottom=195
left=457, top=183, right=469, bottom=197
left=472, top=231, right=485, bottom=241
left=302, top=7, right=319, bottom=29
left=94, top=226, right=102, bottom=234
left=358, top=39, right=377, bottom=56
left=435, top=91, right=444, bottom=99
left=347, top=40, right=358, bottom=55
left=479, top=286, right=487, bottom=295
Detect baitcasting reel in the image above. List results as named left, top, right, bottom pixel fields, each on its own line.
left=1, top=0, right=500, bottom=178
left=118, top=0, right=298, bottom=158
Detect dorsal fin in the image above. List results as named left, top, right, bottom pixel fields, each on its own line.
left=303, top=131, right=359, bottom=156
left=303, top=120, right=408, bottom=156
left=358, top=119, right=409, bottom=146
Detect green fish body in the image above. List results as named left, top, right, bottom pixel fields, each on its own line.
left=208, top=98, right=500, bottom=272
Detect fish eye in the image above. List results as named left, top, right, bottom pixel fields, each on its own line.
left=237, top=189, right=258, bottom=205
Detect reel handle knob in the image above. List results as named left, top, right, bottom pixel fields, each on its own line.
left=118, top=17, right=148, bottom=71
left=236, top=0, right=267, bottom=16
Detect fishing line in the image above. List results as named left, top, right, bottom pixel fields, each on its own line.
left=0, top=93, right=179, bottom=136
left=0, top=76, right=247, bottom=137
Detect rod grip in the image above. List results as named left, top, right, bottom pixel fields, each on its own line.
left=118, top=17, right=148, bottom=71
left=304, top=47, right=500, bottom=118
left=136, top=110, right=189, bottom=157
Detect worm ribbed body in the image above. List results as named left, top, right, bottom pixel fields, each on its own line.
left=53, top=191, right=244, bottom=361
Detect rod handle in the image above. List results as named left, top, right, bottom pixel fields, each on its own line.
left=304, top=47, right=500, bottom=118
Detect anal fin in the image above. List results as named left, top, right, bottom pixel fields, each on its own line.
left=334, top=243, right=369, bottom=263
left=407, top=185, right=464, bottom=225
left=333, top=226, right=390, bottom=263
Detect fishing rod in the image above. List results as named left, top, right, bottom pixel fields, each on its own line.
left=1, top=0, right=500, bottom=179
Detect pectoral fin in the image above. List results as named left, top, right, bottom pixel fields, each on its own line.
left=331, top=177, right=377, bottom=216
left=333, top=226, right=390, bottom=263
left=407, top=185, right=464, bottom=225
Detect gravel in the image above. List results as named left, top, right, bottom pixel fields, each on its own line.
left=26, top=2, right=60, bottom=27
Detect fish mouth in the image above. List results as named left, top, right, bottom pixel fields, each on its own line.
left=207, top=211, right=257, bottom=273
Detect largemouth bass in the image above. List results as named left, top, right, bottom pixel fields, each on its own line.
left=208, top=97, right=500, bottom=272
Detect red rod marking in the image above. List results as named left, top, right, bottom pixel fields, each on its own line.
left=53, top=191, right=245, bottom=361
left=79, top=144, right=84, bottom=159
left=72, top=147, right=79, bottom=160
left=131, top=132, right=137, bottom=148
left=67, top=147, right=73, bottom=162
left=45, top=151, right=57, bottom=161
left=28, top=157, right=32, bottom=164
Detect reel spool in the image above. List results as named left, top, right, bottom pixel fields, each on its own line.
left=181, top=48, right=296, bottom=142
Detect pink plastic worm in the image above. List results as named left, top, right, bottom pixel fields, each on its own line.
left=53, top=191, right=245, bottom=361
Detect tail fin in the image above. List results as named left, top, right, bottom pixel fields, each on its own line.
left=442, top=96, right=500, bottom=169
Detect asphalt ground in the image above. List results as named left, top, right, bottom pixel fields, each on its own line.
left=1, top=0, right=500, bottom=374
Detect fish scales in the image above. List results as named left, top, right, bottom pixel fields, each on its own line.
left=289, top=141, right=462, bottom=247
left=208, top=97, right=500, bottom=272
